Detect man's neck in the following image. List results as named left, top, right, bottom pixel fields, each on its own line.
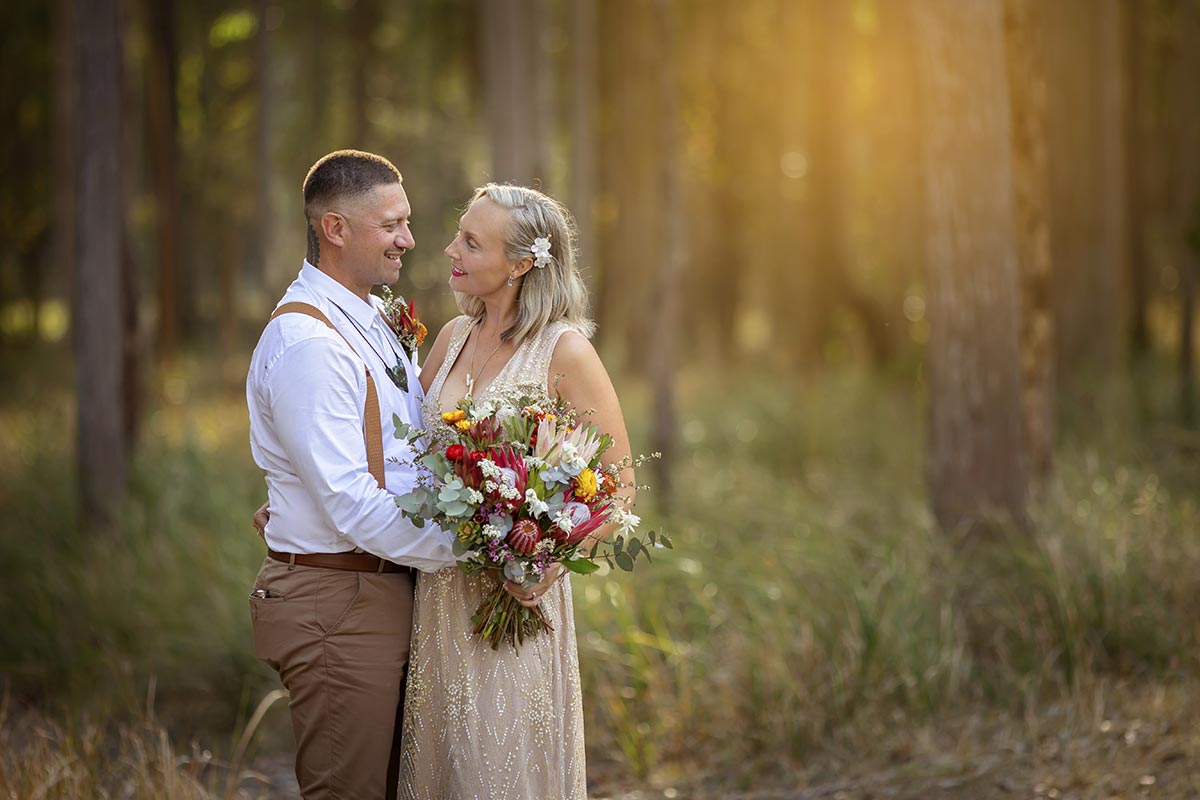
left=310, top=258, right=372, bottom=305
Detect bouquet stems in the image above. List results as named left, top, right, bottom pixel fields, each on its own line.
left=471, top=576, right=554, bottom=651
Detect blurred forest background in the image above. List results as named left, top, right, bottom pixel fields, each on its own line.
left=2, top=0, right=1199, bottom=797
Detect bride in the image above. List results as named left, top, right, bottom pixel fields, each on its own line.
left=399, top=183, right=634, bottom=799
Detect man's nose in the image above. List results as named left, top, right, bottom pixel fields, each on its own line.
left=396, top=226, right=415, bottom=250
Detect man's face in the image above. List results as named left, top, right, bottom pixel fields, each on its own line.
left=341, top=182, right=414, bottom=289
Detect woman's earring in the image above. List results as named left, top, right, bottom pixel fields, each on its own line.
left=507, top=274, right=515, bottom=287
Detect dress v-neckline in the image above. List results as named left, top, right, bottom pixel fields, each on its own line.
left=436, top=317, right=527, bottom=410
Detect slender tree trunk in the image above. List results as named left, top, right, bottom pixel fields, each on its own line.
left=532, top=0, right=556, bottom=188
left=1124, top=0, right=1149, bottom=362
left=1050, top=0, right=1122, bottom=372
left=55, top=0, right=77, bottom=343
left=1096, top=0, right=1127, bottom=365
left=1172, top=2, right=1200, bottom=426
left=255, top=0, right=273, bottom=292
left=650, top=0, right=684, bottom=506
left=569, top=0, right=597, bottom=293
left=1003, top=0, right=1055, bottom=480
left=146, top=0, right=181, bottom=365
left=916, top=0, right=1029, bottom=535
left=73, top=0, right=126, bottom=530
left=480, top=0, right=537, bottom=183
left=348, top=0, right=376, bottom=149
left=1184, top=253, right=1197, bottom=426
left=801, top=0, right=845, bottom=363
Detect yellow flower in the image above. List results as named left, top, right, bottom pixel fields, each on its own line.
left=455, top=420, right=472, bottom=432
left=573, top=468, right=598, bottom=502
left=442, top=410, right=467, bottom=423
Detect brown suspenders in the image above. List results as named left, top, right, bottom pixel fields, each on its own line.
left=269, top=302, right=386, bottom=490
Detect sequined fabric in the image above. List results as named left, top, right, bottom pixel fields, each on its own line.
left=400, top=317, right=588, bottom=800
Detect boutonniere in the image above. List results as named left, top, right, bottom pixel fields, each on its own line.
left=380, top=285, right=427, bottom=359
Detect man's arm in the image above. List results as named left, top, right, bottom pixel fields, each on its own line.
left=266, top=335, right=456, bottom=571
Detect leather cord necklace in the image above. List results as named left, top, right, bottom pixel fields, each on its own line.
left=330, top=301, right=409, bottom=392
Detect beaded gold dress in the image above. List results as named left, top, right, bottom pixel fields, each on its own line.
left=399, top=316, right=588, bottom=800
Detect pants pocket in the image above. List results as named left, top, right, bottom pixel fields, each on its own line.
left=315, top=571, right=362, bottom=636
left=249, top=593, right=287, bottom=670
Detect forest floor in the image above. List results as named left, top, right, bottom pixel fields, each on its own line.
left=583, top=680, right=1200, bottom=800
left=225, top=678, right=1199, bottom=799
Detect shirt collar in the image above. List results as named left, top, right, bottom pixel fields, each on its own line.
left=299, top=261, right=381, bottom=331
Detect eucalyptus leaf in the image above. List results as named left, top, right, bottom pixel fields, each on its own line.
left=563, top=557, right=600, bottom=575
left=615, top=551, right=635, bottom=571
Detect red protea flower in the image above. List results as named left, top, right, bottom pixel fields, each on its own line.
left=445, top=444, right=465, bottom=461
left=507, top=518, right=542, bottom=555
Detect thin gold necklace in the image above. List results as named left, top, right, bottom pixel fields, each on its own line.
left=465, top=324, right=505, bottom=399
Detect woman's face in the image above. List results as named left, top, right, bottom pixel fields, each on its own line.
left=444, top=197, right=515, bottom=297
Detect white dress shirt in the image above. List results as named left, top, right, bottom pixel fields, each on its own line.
left=247, top=262, right=456, bottom=571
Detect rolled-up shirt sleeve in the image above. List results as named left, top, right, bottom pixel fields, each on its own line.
left=265, top=335, right=456, bottom=571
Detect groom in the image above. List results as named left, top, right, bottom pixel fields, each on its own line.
left=246, top=150, right=456, bottom=799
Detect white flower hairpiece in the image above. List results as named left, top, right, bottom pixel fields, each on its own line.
left=530, top=235, right=553, bottom=269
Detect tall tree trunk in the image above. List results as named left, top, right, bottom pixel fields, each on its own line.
left=73, top=0, right=126, bottom=530
left=1046, top=0, right=1117, bottom=371
left=55, top=0, right=77, bottom=347
left=532, top=0, right=556, bottom=188
left=1096, top=0, right=1127, bottom=365
left=1003, top=0, right=1055, bottom=480
left=569, top=0, right=597, bottom=292
left=255, top=0, right=273, bottom=292
left=348, top=0, right=376, bottom=149
left=802, top=0, right=846, bottom=363
left=1171, top=2, right=1200, bottom=426
left=916, top=0, right=1029, bottom=535
left=480, top=0, right=537, bottom=183
left=796, top=0, right=892, bottom=366
left=1124, top=0, right=1149, bottom=362
left=649, top=0, right=684, bottom=506
left=146, top=0, right=181, bottom=366
left=771, top=1, right=808, bottom=364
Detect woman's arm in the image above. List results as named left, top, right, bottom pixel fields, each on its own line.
left=507, top=330, right=637, bottom=606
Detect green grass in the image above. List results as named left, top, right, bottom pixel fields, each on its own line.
left=1, top=347, right=1198, bottom=792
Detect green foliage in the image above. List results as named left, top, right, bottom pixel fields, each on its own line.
left=2, top=360, right=1198, bottom=787
left=0, top=368, right=275, bottom=735
left=574, top=368, right=1200, bottom=780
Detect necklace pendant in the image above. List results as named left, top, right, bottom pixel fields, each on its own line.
left=465, top=373, right=475, bottom=399
left=386, top=362, right=408, bottom=392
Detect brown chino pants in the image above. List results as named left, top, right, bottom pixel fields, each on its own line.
left=250, top=556, right=414, bottom=800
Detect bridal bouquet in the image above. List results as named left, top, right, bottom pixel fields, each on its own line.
left=393, top=395, right=667, bottom=650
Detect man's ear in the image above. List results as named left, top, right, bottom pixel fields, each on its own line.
left=321, top=211, right=348, bottom=248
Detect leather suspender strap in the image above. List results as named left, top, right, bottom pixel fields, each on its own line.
left=270, top=302, right=386, bottom=490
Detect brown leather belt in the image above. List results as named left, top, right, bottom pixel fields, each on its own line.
left=267, top=548, right=412, bottom=574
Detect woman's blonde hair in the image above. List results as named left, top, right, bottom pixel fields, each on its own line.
left=455, top=183, right=595, bottom=342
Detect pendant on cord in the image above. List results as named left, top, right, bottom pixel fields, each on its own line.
left=386, top=361, right=409, bottom=392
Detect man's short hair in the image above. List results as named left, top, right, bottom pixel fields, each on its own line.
left=302, top=150, right=403, bottom=218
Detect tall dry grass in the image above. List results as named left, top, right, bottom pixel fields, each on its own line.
left=1, top=351, right=1197, bottom=790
